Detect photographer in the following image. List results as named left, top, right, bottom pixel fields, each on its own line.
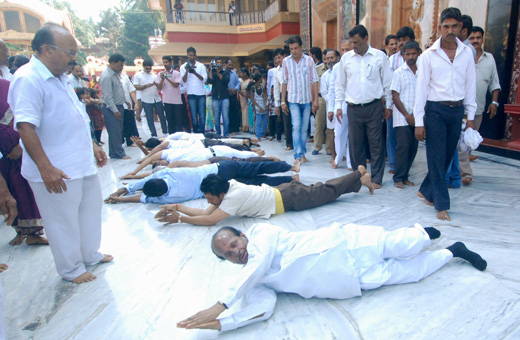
left=207, top=57, right=231, bottom=136
left=180, top=47, right=208, bottom=133
left=157, top=55, right=183, bottom=133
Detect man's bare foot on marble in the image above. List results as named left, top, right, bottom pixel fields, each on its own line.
left=292, top=174, right=300, bottom=182
left=437, top=210, right=451, bottom=221
left=291, top=159, right=301, bottom=173
left=9, top=234, right=25, bottom=246
left=72, top=272, right=96, bottom=284
left=417, top=191, right=434, bottom=206
left=100, top=254, right=114, bottom=263
left=25, top=235, right=49, bottom=245
left=0, top=263, right=8, bottom=272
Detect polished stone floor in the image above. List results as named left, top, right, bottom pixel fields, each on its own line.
left=1, top=122, right=520, bottom=340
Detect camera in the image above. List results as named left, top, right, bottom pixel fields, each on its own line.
left=210, top=59, right=221, bottom=73
left=186, top=61, right=195, bottom=73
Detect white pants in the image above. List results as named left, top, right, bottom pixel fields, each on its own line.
left=334, top=102, right=351, bottom=168
left=357, top=226, right=453, bottom=290
left=309, top=114, right=315, bottom=137
left=212, top=145, right=257, bottom=159
left=29, top=175, right=104, bottom=281
left=0, top=282, right=5, bottom=340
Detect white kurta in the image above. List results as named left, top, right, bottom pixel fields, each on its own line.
left=217, top=222, right=452, bottom=331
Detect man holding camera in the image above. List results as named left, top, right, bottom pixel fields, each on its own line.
left=157, top=55, right=183, bottom=133
left=181, top=47, right=208, bottom=133
left=208, top=57, right=231, bottom=137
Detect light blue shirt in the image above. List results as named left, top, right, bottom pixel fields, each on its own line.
left=125, top=164, right=218, bottom=204
left=228, top=70, right=241, bottom=91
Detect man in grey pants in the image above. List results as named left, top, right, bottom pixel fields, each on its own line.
left=100, top=53, right=130, bottom=159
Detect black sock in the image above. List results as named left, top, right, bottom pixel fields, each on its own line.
left=424, top=227, right=441, bottom=240
left=447, top=242, right=487, bottom=271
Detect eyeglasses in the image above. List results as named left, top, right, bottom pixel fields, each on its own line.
left=46, top=44, right=77, bottom=57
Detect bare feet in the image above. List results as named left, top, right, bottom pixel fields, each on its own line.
left=254, top=149, right=266, bottom=156
left=437, top=210, right=451, bottom=221
left=404, top=180, right=415, bottom=186
left=357, top=165, right=368, bottom=177
left=25, top=235, right=49, bottom=245
left=331, top=159, right=338, bottom=169
left=417, top=191, right=434, bottom=206
left=372, top=183, right=382, bottom=189
left=285, top=147, right=293, bottom=151
left=72, top=272, right=97, bottom=284
left=292, top=174, right=300, bottom=182
left=395, top=182, right=405, bottom=189
left=462, top=177, right=472, bottom=185
left=301, top=156, right=309, bottom=163
left=291, top=159, right=301, bottom=173
left=360, top=172, right=374, bottom=194
left=9, top=234, right=25, bottom=246
left=122, top=156, right=131, bottom=160
left=469, top=155, right=479, bottom=162
left=0, top=264, right=8, bottom=272
left=329, top=158, right=333, bottom=163
left=100, top=254, right=114, bottom=263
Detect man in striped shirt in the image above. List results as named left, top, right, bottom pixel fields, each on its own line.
left=281, top=35, right=319, bottom=162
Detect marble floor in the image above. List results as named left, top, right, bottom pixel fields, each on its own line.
left=1, top=122, right=520, bottom=340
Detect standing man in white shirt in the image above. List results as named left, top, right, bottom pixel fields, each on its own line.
left=120, top=72, right=139, bottom=146
left=459, top=26, right=501, bottom=185
left=414, top=7, right=477, bottom=221
left=335, top=25, right=393, bottom=188
left=10, top=23, right=112, bottom=284
left=68, top=62, right=87, bottom=88
left=181, top=47, right=208, bottom=133
left=0, top=40, right=11, bottom=81
left=273, top=48, right=293, bottom=150
left=133, top=59, right=168, bottom=137
left=281, top=35, right=319, bottom=162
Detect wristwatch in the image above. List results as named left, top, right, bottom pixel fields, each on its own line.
left=491, top=101, right=499, bottom=107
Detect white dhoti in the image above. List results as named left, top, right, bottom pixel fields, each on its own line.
left=334, top=102, right=351, bottom=168
left=212, top=145, right=258, bottom=159
left=29, top=174, right=105, bottom=281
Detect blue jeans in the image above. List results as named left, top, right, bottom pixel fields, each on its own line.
left=386, top=116, right=397, bottom=170
left=446, top=151, right=461, bottom=188
left=288, top=102, right=311, bottom=159
left=142, top=101, right=167, bottom=137
left=255, top=113, right=268, bottom=139
left=187, top=94, right=206, bottom=133
left=212, top=98, right=230, bottom=136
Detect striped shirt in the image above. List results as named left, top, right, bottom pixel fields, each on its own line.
left=281, top=54, right=319, bottom=104
left=389, top=51, right=404, bottom=72
left=390, top=62, right=417, bottom=127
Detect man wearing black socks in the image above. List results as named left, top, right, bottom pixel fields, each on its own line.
left=177, top=222, right=487, bottom=332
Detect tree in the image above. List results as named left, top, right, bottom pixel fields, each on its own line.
left=97, top=8, right=123, bottom=56
left=119, top=11, right=157, bottom=65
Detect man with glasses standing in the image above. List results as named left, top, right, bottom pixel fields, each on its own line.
left=10, top=23, right=112, bottom=283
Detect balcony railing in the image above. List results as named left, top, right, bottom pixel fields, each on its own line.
left=166, top=9, right=266, bottom=25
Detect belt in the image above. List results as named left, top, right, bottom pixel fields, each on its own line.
left=318, top=93, right=322, bottom=98
left=209, top=147, right=216, bottom=157
left=436, top=100, right=463, bottom=107
left=347, top=99, right=380, bottom=107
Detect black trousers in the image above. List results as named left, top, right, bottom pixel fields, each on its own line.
left=203, top=139, right=250, bottom=151
left=268, top=115, right=283, bottom=140
left=283, top=111, right=293, bottom=148
left=123, top=109, right=139, bottom=146
left=180, top=94, right=192, bottom=133
left=347, top=101, right=385, bottom=184
left=164, top=103, right=184, bottom=134
left=229, top=95, right=241, bottom=133
left=393, top=125, right=418, bottom=183
left=217, top=160, right=293, bottom=186
left=419, top=101, right=464, bottom=211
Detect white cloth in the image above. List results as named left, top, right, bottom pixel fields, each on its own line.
left=390, top=62, right=417, bottom=127
left=133, top=71, right=161, bottom=103
left=266, top=68, right=275, bottom=100
left=475, top=52, right=501, bottom=115
left=281, top=54, right=319, bottom=104
left=29, top=175, right=104, bottom=281
left=162, top=145, right=256, bottom=162
left=413, top=37, right=477, bottom=127
left=121, top=73, right=136, bottom=110
left=0, top=280, right=5, bottom=340
left=273, top=65, right=283, bottom=107
left=166, top=139, right=204, bottom=149
left=459, top=127, right=483, bottom=152
left=388, top=51, right=404, bottom=72
left=166, top=132, right=205, bottom=140
left=180, top=61, right=208, bottom=96
left=334, top=101, right=350, bottom=168
left=320, top=69, right=331, bottom=103
left=334, top=46, right=392, bottom=111
left=219, top=180, right=275, bottom=218
left=218, top=222, right=451, bottom=331
left=10, top=56, right=96, bottom=183
left=0, top=65, right=12, bottom=81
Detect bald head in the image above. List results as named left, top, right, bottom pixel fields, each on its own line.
left=31, top=23, right=77, bottom=76
left=211, top=227, right=249, bottom=264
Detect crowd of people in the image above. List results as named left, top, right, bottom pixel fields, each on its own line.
left=0, top=5, right=500, bottom=337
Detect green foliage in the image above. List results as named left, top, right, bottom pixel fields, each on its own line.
left=119, top=11, right=158, bottom=65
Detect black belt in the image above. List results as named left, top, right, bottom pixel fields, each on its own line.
left=347, top=99, right=380, bottom=107
left=209, top=147, right=216, bottom=157
left=436, top=100, right=463, bottom=107
left=318, top=93, right=322, bottom=98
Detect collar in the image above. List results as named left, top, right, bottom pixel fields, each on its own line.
left=430, top=37, right=466, bottom=56
left=31, top=55, right=63, bottom=82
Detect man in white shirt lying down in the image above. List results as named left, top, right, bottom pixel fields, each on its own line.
left=177, top=222, right=487, bottom=331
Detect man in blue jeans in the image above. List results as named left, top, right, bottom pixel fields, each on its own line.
left=208, top=57, right=231, bottom=136
left=181, top=47, right=208, bottom=133
left=281, top=35, right=319, bottom=162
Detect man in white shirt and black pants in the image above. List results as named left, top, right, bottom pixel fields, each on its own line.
left=335, top=25, right=393, bottom=188
left=181, top=47, right=208, bottom=133
left=414, top=7, right=477, bottom=221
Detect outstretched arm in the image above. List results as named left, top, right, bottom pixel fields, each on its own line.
left=121, top=153, right=162, bottom=178
left=155, top=205, right=229, bottom=226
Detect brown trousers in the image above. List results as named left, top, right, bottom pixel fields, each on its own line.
left=277, top=170, right=362, bottom=211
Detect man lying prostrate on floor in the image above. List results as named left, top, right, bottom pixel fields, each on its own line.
left=155, top=165, right=373, bottom=226
left=121, top=145, right=265, bottom=179
left=176, top=223, right=487, bottom=331
left=165, top=131, right=259, bottom=147
left=105, top=159, right=300, bottom=204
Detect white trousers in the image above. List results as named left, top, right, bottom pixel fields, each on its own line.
left=29, top=175, right=104, bottom=281
left=212, top=145, right=257, bottom=159
left=334, top=102, right=351, bottom=168
left=357, top=226, right=453, bottom=290
left=309, top=114, right=316, bottom=137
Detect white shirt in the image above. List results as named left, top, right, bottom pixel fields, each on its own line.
left=335, top=46, right=392, bottom=111
left=0, top=65, right=12, bottom=81
left=327, top=63, right=342, bottom=114
left=219, top=180, right=276, bottom=218
left=475, top=51, right=501, bottom=115
left=320, top=68, right=330, bottom=104
left=273, top=65, right=283, bottom=107
left=266, top=68, right=275, bottom=99
left=9, top=56, right=96, bottom=182
left=166, top=132, right=205, bottom=140
left=413, top=37, right=477, bottom=127
left=133, top=71, right=161, bottom=103
left=162, top=145, right=257, bottom=162
left=68, top=74, right=87, bottom=88
left=120, top=73, right=136, bottom=110
left=390, top=62, right=418, bottom=127
left=180, top=61, right=208, bottom=96
left=218, top=222, right=386, bottom=331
